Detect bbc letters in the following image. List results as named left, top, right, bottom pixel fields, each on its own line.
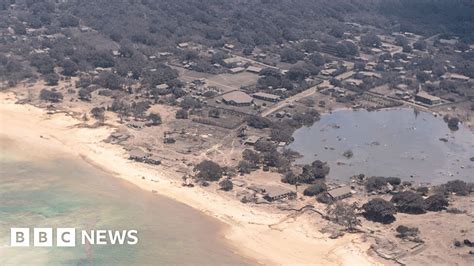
left=11, top=228, right=138, bottom=247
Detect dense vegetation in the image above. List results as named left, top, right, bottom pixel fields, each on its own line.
left=379, top=0, right=474, bottom=41
left=1, top=0, right=473, bottom=88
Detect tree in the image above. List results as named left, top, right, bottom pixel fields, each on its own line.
left=354, top=60, right=366, bottom=71
left=180, top=96, right=202, bottom=109
left=61, top=59, right=78, bottom=76
left=147, top=113, right=162, bottom=126
left=396, top=225, right=420, bottom=239
left=90, top=107, right=105, bottom=122
left=365, top=176, right=388, bottom=192
left=58, top=14, right=79, bottom=27
left=89, top=51, right=115, bottom=68
left=39, top=89, right=63, bottom=103
left=194, top=160, right=223, bottom=181
left=378, top=52, right=392, bottom=62
left=246, top=115, right=272, bottom=129
left=329, top=24, right=344, bottom=38
left=402, top=44, right=413, bottom=53
left=254, top=139, right=276, bottom=153
left=301, top=40, right=319, bottom=52
left=287, top=64, right=313, bottom=81
left=76, top=76, right=93, bottom=89
left=97, top=72, right=123, bottom=90
left=110, top=98, right=130, bottom=122
left=337, top=41, right=359, bottom=57
left=303, top=182, right=327, bottom=196
left=142, top=66, right=178, bottom=87
left=416, top=186, right=429, bottom=196
left=292, top=109, right=320, bottom=127
left=208, top=108, right=220, bottom=118
left=416, top=71, right=430, bottom=83
left=262, top=151, right=283, bottom=167
left=44, top=73, right=59, bottom=86
left=280, top=48, right=304, bottom=63
left=31, top=54, right=55, bottom=74
left=242, top=149, right=261, bottom=165
left=131, top=101, right=151, bottom=119
left=191, top=59, right=214, bottom=73
left=395, top=35, right=409, bottom=47
left=219, top=179, right=233, bottom=191
left=425, top=193, right=449, bottom=211
left=260, top=68, right=282, bottom=78
left=447, top=117, right=460, bottom=131
left=326, top=202, right=360, bottom=231
left=169, top=85, right=183, bottom=97
left=413, top=40, right=427, bottom=51
left=238, top=160, right=255, bottom=174
left=362, top=198, right=396, bottom=224
left=242, top=47, right=254, bottom=56
left=78, top=88, right=92, bottom=101
left=361, top=32, right=381, bottom=47
left=317, top=192, right=333, bottom=204
left=306, top=160, right=330, bottom=180
left=175, top=109, right=189, bottom=119
left=385, top=177, right=401, bottom=186
left=432, top=62, right=446, bottom=77
left=441, top=180, right=469, bottom=196
left=119, top=40, right=134, bottom=58
left=391, top=191, right=426, bottom=214
left=270, top=128, right=293, bottom=143
left=281, top=171, right=298, bottom=185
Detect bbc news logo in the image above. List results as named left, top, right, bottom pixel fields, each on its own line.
left=10, top=228, right=138, bottom=247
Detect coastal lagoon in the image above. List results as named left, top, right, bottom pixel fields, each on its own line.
left=289, top=108, right=474, bottom=184
left=0, top=137, right=251, bottom=265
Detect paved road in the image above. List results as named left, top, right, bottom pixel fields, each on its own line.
left=261, top=86, right=318, bottom=117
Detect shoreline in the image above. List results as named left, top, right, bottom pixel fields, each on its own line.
left=0, top=91, right=380, bottom=265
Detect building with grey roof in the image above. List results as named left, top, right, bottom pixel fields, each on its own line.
left=264, top=186, right=296, bottom=202
left=252, top=92, right=281, bottom=102
left=222, top=91, right=253, bottom=106
left=415, top=91, right=441, bottom=105
left=327, top=186, right=352, bottom=200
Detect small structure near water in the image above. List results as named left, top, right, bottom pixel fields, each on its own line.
left=263, top=186, right=296, bottom=202
left=106, top=132, right=130, bottom=144
left=129, top=149, right=161, bottom=165
left=327, top=186, right=352, bottom=201
left=129, top=149, right=148, bottom=162
left=415, top=91, right=441, bottom=105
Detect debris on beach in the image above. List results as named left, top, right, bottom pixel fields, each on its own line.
left=343, top=150, right=354, bottom=159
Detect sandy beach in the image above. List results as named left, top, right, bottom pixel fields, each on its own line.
left=0, top=91, right=381, bottom=265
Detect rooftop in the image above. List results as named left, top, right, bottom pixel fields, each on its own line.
left=223, top=57, right=242, bottom=65
left=416, top=91, right=441, bottom=101
left=327, top=186, right=351, bottom=199
left=359, top=71, right=382, bottom=79
left=222, top=91, right=253, bottom=104
left=335, top=71, right=355, bottom=80
left=129, top=149, right=148, bottom=159
left=246, top=66, right=262, bottom=73
left=253, top=92, right=281, bottom=100
left=156, top=84, right=169, bottom=89
left=265, top=186, right=294, bottom=198
left=442, top=73, right=470, bottom=81
left=244, top=136, right=260, bottom=144
left=229, top=67, right=245, bottom=73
